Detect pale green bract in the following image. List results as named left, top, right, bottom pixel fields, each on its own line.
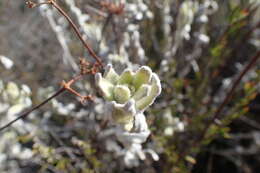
left=95, top=64, right=161, bottom=131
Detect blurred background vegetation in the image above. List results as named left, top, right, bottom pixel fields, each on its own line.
left=0, top=0, right=259, bottom=172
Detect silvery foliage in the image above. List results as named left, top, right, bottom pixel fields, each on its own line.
left=160, top=0, right=218, bottom=78
left=0, top=57, right=77, bottom=172
left=38, top=0, right=78, bottom=72
left=121, top=0, right=153, bottom=63
left=0, top=61, right=34, bottom=172
left=96, top=64, right=161, bottom=167
left=64, top=0, right=152, bottom=66
left=34, top=0, right=222, bottom=168
left=163, top=108, right=185, bottom=136
left=0, top=56, right=13, bottom=69
left=172, top=0, right=218, bottom=56
left=38, top=0, right=160, bottom=167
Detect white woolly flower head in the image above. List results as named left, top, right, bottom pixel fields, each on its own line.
left=95, top=64, right=161, bottom=131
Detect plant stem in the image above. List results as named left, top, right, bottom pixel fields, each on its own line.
left=177, top=51, right=260, bottom=165
left=50, top=1, right=103, bottom=67
left=199, top=51, right=260, bottom=141
left=0, top=87, right=66, bottom=132
left=0, top=74, right=86, bottom=132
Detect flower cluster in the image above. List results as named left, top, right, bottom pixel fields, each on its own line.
left=95, top=64, right=161, bottom=167
left=95, top=64, right=161, bottom=131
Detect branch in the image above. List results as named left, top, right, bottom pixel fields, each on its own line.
left=200, top=51, right=260, bottom=140
left=50, top=1, right=103, bottom=67
left=0, top=74, right=90, bottom=132
left=26, top=0, right=103, bottom=67
left=177, top=51, right=260, bottom=164
left=0, top=87, right=65, bottom=132
left=0, top=1, right=104, bottom=132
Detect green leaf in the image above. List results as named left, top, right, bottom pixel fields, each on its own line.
left=104, top=64, right=119, bottom=84
left=132, top=66, right=152, bottom=90
left=95, top=74, right=114, bottom=101
left=113, top=85, right=131, bottom=104
left=136, top=73, right=161, bottom=111
left=132, top=84, right=151, bottom=101
left=118, top=69, right=134, bottom=85
left=111, top=100, right=136, bottom=131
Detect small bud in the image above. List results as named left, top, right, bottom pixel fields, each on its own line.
left=113, top=85, right=131, bottom=104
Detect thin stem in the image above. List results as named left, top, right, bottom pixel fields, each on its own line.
left=0, top=87, right=66, bottom=132
left=199, top=51, right=260, bottom=141
left=1, top=1, right=101, bottom=132
left=26, top=0, right=103, bottom=67
left=50, top=1, right=103, bottom=67
left=177, top=51, right=260, bottom=164
left=0, top=74, right=88, bottom=132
